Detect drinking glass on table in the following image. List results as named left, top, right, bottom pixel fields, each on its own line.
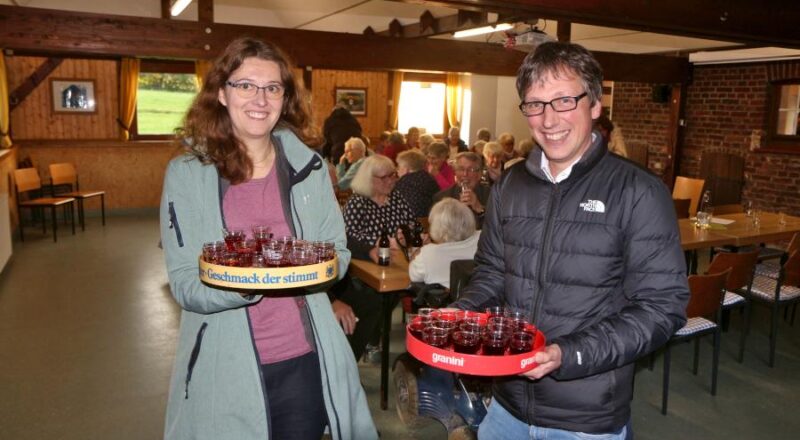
left=696, top=211, right=711, bottom=229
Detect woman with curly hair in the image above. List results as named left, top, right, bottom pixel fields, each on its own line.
left=160, top=37, right=377, bottom=440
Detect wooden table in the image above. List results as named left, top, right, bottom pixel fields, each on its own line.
left=679, top=212, right=800, bottom=250
left=347, top=250, right=410, bottom=410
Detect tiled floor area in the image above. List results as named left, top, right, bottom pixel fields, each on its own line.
left=1, top=214, right=799, bottom=439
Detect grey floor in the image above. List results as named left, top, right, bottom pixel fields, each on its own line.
left=1, top=213, right=799, bottom=440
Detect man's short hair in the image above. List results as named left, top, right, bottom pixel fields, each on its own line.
left=455, top=151, right=481, bottom=165
left=515, top=41, right=603, bottom=107
left=497, top=132, right=515, bottom=148
left=476, top=128, right=491, bottom=142
left=427, top=142, right=449, bottom=159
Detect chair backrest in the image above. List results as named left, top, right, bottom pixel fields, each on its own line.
left=706, top=250, right=759, bottom=291
left=49, top=163, right=78, bottom=187
left=449, top=259, right=476, bottom=300
left=672, top=176, right=706, bottom=216
left=782, top=250, right=800, bottom=289
left=13, top=168, right=43, bottom=194
left=673, top=198, right=691, bottom=219
left=712, top=203, right=744, bottom=215
left=686, top=268, right=730, bottom=319
left=787, top=233, right=799, bottom=256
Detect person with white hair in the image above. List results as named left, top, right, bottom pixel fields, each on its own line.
left=482, top=141, right=505, bottom=184
left=408, top=198, right=480, bottom=288
left=504, top=138, right=536, bottom=169
left=335, top=137, right=366, bottom=190
left=476, top=127, right=492, bottom=142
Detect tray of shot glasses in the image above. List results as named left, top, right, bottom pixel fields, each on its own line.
left=406, top=307, right=546, bottom=376
left=198, top=227, right=338, bottom=290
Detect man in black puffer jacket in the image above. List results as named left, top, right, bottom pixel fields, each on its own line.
left=452, top=42, right=689, bottom=439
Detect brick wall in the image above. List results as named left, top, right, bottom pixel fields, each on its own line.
left=613, top=62, right=800, bottom=216
left=613, top=82, right=672, bottom=176
left=683, top=62, right=800, bottom=215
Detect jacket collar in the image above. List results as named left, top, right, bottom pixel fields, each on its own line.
left=524, top=130, right=608, bottom=185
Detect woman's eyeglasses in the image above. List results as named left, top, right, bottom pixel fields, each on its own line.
left=373, top=172, right=398, bottom=181
left=226, top=81, right=285, bottom=100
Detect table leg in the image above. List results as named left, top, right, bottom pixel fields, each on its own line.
left=380, top=292, right=393, bottom=410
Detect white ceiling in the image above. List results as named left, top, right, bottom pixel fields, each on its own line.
left=6, top=0, right=800, bottom=61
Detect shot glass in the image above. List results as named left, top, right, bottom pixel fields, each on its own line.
left=222, top=228, right=246, bottom=251
left=262, top=241, right=285, bottom=267
left=484, top=306, right=507, bottom=319
left=252, top=225, right=272, bottom=252
left=202, top=241, right=226, bottom=263
left=509, top=331, right=534, bottom=354
left=423, top=326, right=451, bottom=349
left=407, top=314, right=431, bottom=340
left=482, top=330, right=509, bottom=356
left=452, top=330, right=481, bottom=354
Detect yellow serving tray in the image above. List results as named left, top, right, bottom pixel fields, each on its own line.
left=198, top=255, right=338, bottom=289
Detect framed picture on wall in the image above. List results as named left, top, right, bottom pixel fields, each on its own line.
left=50, top=78, right=97, bottom=114
left=334, top=87, right=367, bottom=116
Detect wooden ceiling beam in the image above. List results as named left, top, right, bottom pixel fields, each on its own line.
left=394, top=0, right=800, bottom=48
left=0, top=5, right=688, bottom=83
left=376, top=10, right=489, bottom=38
left=198, top=0, right=214, bottom=23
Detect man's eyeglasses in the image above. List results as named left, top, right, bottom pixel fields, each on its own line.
left=374, top=172, right=398, bottom=181
left=454, top=166, right=481, bottom=174
left=518, top=92, right=588, bottom=117
left=226, top=81, right=285, bottom=100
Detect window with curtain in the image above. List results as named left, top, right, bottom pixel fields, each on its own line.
left=132, top=60, right=196, bottom=139
left=397, top=73, right=447, bottom=136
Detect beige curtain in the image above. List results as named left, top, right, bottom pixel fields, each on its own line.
left=388, top=71, right=404, bottom=130
left=0, top=51, right=11, bottom=148
left=118, top=58, right=140, bottom=140
left=194, top=59, right=213, bottom=89
left=446, top=72, right=463, bottom=129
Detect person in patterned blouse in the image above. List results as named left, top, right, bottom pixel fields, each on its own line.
left=330, top=154, right=416, bottom=361
left=395, top=149, right=440, bottom=217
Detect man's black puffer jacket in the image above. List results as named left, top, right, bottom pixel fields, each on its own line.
left=453, top=133, right=688, bottom=433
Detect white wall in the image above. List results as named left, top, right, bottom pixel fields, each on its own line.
left=466, top=75, right=531, bottom=146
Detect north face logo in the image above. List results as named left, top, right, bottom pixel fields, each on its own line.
left=580, top=200, right=606, bottom=213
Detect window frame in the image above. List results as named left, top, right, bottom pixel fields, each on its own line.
left=398, top=72, right=449, bottom=137
left=130, top=59, right=196, bottom=141
left=763, top=79, right=800, bottom=154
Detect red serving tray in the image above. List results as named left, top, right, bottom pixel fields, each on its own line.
left=405, top=318, right=546, bottom=376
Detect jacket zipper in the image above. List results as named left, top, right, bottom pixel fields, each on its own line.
left=184, top=322, right=208, bottom=399
left=526, top=183, right=560, bottom=424
left=168, top=201, right=184, bottom=247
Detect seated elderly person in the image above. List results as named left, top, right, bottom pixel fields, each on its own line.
left=395, top=149, right=440, bottom=217
left=475, top=127, right=492, bottom=143
left=482, top=141, right=505, bottom=184
left=381, top=131, right=408, bottom=163
left=406, top=126, right=421, bottom=150
left=594, top=113, right=629, bottom=158
left=335, top=137, right=367, bottom=190
left=409, top=198, right=480, bottom=288
left=331, top=155, right=416, bottom=361
left=418, top=133, right=435, bottom=155
left=470, top=140, right=487, bottom=162
left=497, top=132, right=515, bottom=161
left=504, top=138, right=535, bottom=169
left=434, top=152, right=491, bottom=228
left=445, top=125, right=468, bottom=160
left=427, top=141, right=456, bottom=190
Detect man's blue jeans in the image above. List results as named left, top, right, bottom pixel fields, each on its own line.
left=478, top=399, right=628, bottom=440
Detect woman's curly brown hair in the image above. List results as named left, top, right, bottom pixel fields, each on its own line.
left=178, top=37, right=319, bottom=184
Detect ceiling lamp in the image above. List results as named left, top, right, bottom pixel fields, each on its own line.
left=170, top=0, right=193, bottom=17
left=453, top=23, right=514, bottom=39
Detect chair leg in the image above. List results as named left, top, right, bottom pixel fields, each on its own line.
left=712, top=329, right=720, bottom=395
left=769, top=302, right=779, bottom=367
left=50, top=206, right=58, bottom=242
left=739, top=303, right=750, bottom=363
left=70, top=202, right=76, bottom=235
left=78, top=198, right=85, bottom=231
left=662, top=344, right=672, bottom=415
left=101, top=194, right=106, bottom=226
left=41, top=207, right=47, bottom=235
left=693, top=338, right=700, bottom=375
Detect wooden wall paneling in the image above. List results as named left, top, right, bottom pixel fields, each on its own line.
left=311, top=69, right=389, bottom=140
left=7, top=56, right=118, bottom=140
left=17, top=141, right=179, bottom=211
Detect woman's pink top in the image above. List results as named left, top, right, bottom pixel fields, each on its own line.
left=432, top=162, right=455, bottom=190
left=222, top=166, right=312, bottom=365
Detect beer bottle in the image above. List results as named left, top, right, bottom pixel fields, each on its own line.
left=378, top=226, right=391, bottom=266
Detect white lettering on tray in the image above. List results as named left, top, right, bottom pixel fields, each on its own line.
left=520, top=356, right=536, bottom=370
left=431, top=353, right=465, bottom=367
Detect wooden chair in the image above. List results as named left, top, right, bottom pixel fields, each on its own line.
left=748, top=250, right=800, bottom=367
left=13, top=168, right=76, bottom=242
left=673, top=198, right=691, bottom=219
left=705, top=250, right=759, bottom=362
left=48, top=162, right=106, bottom=231
left=754, top=233, right=799, bottom=280
left=661, top=268, right=730, bottom=415
left=672, top=176, right=705, bottom=217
